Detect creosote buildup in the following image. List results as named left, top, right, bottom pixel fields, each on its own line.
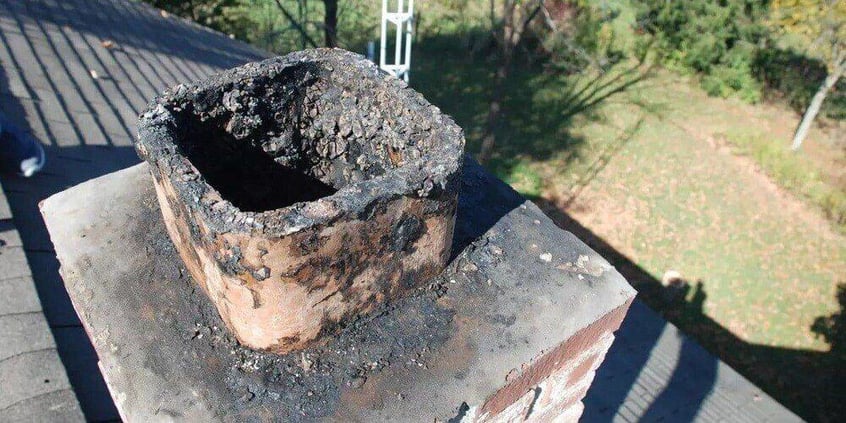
left=135, top=48, right=465, bottom=353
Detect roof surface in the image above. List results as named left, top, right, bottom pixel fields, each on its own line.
left=0, top=0, right=799, bottom=421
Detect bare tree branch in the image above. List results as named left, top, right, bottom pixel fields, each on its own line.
left=518, top=1, right=543, bottom=42
left=272, top=0, right=318, bottom=48
left=540, top=4, right=605, bottom=72
left=478, top=0, right=544, bottom=164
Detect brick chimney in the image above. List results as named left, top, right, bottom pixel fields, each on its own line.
left=135, top=49, right=464, bottom=353
left=43, top=49, right=637, bottom=422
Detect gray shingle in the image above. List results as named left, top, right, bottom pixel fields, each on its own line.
left=1, top=389, right=84, bottom=422
left=0, top=276, right=41, bottom=315
left=0, top=191, right=11, bottom=221
left=0, top=246, right=30, bottom=281
left=0, top=312, right=55, bottom=361
left=0, top=349, right=77, bottom=412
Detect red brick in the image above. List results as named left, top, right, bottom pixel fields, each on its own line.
left=479, top=299, right=632, bottom=420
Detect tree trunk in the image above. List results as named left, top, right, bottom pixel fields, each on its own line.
left=479, top=0, right=543, bottom=164
left=273, top=0, right=318, bottom=48
left=792, top=60, right=844, bottom=151
left=297, top=0, right=308, bottom=49
left=323, top=0, right=338, bottom=48
left=478, top=0, right=520, bottom=164
left=478, top=59, right=511, bottom=164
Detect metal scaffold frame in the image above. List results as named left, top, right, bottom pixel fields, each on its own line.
left=380, top=0, right=414, bottom=82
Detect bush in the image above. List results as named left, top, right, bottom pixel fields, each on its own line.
left=539, top=1, right=633, bottom=73
left=640, top=0, right=768, bottom=102
left=753, top=47, right=846, bottom=120
left=145, top=0, right=249, bottom=38
left=701, top=61, right=762, bottom=103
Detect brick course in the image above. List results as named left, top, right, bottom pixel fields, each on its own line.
left=477, top=300, right=633, bottom=422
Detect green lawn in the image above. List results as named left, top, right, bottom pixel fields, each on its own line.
left=413, top=40, right=846, bottom=421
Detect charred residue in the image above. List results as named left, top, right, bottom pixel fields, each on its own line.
left=135, top=49, right=465, bottom=353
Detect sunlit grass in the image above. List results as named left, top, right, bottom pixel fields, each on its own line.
left=414, top=40, right=845, bottom=419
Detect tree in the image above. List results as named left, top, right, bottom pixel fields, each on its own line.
left=323, top=0, right=338, bottom=47
left=272, top=0, right=339, bottom=48
left=272, top=0, right=319, bottom=47
left=478, top=0, right=543, bottom=164
left=773, top=0, right=846, bottom=151
left=147, top=0, right=247, bottom=38
left=151, top=0, right=339, bottom=49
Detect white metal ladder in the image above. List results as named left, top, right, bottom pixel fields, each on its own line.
left=380, top=0, right=414, bottom=82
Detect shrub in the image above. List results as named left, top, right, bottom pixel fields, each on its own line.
left=540, top=1, right=633, bottom=73
left=640, top=0, right=768, bottom=102
left=702, top=60, right=762, bottom=103
left=753, top=47, right=846, bottom=120
left=145, top=0, right=249, bottom=38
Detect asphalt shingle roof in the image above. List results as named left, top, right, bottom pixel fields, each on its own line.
left=0, top=0, right=801, bottom=421
left=0, top=0, right=261, bottom=420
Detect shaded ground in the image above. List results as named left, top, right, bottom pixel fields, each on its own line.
left=413, top=39, right=846, bottom=421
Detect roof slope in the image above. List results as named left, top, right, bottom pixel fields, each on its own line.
left=0, top=0, right=263, bottom=420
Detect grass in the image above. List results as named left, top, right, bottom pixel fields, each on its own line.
left=413, top=38, right=846, bottom=421
left=726, top=130, right=846, bottom=229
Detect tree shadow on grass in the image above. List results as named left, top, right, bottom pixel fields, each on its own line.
left=414, top=27, right=846, bottom=423
left=411, top=30, right=654, bottom=191
left=535, top=192, right=846, bottom=422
